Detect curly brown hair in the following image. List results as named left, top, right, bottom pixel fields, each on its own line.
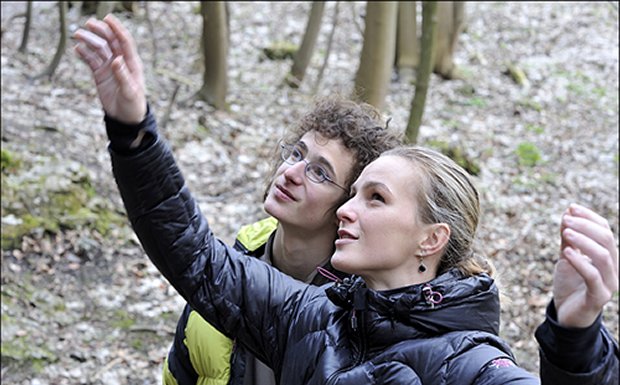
left=262, top=94, right=403, bottom=200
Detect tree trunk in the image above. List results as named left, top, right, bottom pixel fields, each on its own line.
left=395, top=1, right=418, bottom=75
left=81, top=1, right=98, bottom=15
left=32, top=1, right=67, bottom=80
left=286, top=1, right=325, bottom=88
left=96, top=1, right=116, bottom=19
left=197, top=2, right=229, bottom=110
left=120, top=1, right=137, bottom=13
left=313, top=1, right=339, bottom=94
left=405, top=1, right=437, bottom=144
left=433, top=1, right=465, bottom=79
left=352, top=1, right=398, bottom=110
left=18, top=1, right=32, bottom=53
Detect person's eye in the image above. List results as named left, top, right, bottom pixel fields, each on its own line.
left=291, top=147, right=304, bottom=161
left=309, top=164, right=330, bottom=181
left=370, top=192, right=385, bottom=203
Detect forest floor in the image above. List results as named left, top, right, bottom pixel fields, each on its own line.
left=1, top=2, right=618, bottom=384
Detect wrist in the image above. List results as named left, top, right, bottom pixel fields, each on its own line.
left=105, top=100, right=147, bottom=125
left=555, top=301, right=600, bottom=328
left=105, top=104, right=157, bottom=155
left=536, top=300, right=603, bottom=373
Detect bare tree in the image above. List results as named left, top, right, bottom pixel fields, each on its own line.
left=433, top=1, right=465, bottom=79
left=81, top=1, right=137, bottom=16
left=196, top=1, right=229, bottom=110
left=405, top=1, right=438, bottom=144
left=313, top=1, right=340, bottom=94
left=395, top=1, right=418, bottom=78
left=32, top=1, right=68, bottom=80
left=96, top=1, right=116, bottom=19
left=352, top=1, right=398, bottom=109
left=18, top=1, right=32, bottom=53
left=286, top=2, right=325, bottom=88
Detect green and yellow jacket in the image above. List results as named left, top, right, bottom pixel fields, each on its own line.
left=162, top=216, right=345, bottom=385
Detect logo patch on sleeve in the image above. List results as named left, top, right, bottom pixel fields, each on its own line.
left=489, top=358, right=515, bottom=369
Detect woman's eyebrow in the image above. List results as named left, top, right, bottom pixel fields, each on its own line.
left=360, top=180, right=391, bottom=195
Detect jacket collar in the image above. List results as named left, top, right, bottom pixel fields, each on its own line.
left=326, top=268, right=501, bottom=335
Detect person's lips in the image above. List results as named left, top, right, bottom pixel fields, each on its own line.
left=335, top=228, right=358, bottom=247
left=274, top=183, right=296, bottom=201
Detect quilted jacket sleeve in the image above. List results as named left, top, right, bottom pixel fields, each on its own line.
left=535, top=302, right=619, bottom=385
left=107, top=116, right=315, bottom=372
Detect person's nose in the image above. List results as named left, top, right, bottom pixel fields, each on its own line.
left=282, top=160, right=306, bottom=185
left=336, top=197, right=357, bottom=224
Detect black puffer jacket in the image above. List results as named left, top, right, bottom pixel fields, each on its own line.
left=108, top=120, right=617, bottom=384
left=111, top=135, right=530, bottom=384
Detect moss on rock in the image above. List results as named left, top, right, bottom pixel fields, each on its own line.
left=1, top=156, right=126, bottom=250
left=262, top=41, right=298, bottom=61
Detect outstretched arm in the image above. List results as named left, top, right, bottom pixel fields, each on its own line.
left=74, top=14, right=146, bottom=124
left=74, top=16, right=313, bottom=373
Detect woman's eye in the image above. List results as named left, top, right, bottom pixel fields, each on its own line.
left=371, top=192, right=385, bottom=202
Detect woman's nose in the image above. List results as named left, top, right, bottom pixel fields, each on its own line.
left=336, top=198, right=356, bottom=223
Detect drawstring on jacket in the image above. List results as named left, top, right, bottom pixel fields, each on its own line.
left=316, top=266, right=343, bottom=283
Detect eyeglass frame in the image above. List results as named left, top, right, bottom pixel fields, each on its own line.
left=279, top=143, right=349, bottom=193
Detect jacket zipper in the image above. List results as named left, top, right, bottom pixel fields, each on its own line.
left=325, top=313, right=367, bottom=385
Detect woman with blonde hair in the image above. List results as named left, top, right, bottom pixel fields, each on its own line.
left=74, top=14, right=618, bottom=384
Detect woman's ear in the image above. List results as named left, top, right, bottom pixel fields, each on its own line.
left=419, top=223, right=451, bottom=256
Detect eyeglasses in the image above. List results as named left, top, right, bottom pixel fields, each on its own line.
left=280, top=143, right=348, bottom=193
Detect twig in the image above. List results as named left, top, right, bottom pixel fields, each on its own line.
left=31, top=1, right=67, bottom=81
left=18, top=1, right=32, bottom=53
left=160, top=82, right=181, bottom=130
left=349, top=1, right=364, bottom=36
left=143, top=1, right=158, bottom=68
left=129, top=325, right=176, bottom=335
left=92, top=357, right=123, bottom=381
left=0, top=11, right=26, bottom=38
left=154, top=67, right=195, bottom=87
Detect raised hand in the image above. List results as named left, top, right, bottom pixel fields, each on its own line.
left=74, top=14, right=146, bottom=124
left=553, top=203, right=619, bottom=328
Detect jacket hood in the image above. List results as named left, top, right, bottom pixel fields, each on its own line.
left=326, top=268, right=501, bottom=336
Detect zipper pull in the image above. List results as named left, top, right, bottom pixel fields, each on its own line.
left=350, top=310, right=358, bottom=331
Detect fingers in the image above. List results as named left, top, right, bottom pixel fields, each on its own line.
left=562, top=205, right=618, bottom=267
left=568, top=203, right=611, bottom=229
left=562, top=246, right=610, bottom=308
left=561, top=203, right=619, bottom=298
left=73, top=14, right=142, bottom=76
left=74, top=42, right=102, bottom=72
left=103, top=14, right=143, bottom=77
left=84, top=17, right=123, bottom=57
left=73, top=28, right=113, bottom=69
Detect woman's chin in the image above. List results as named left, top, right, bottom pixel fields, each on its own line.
left=330, top=252, right=353, bottom=274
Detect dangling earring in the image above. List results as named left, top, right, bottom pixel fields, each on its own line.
left=418, top=257, right=427, bottom=273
